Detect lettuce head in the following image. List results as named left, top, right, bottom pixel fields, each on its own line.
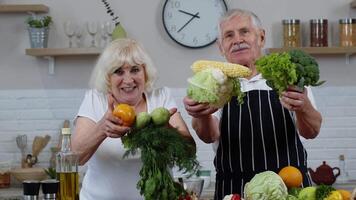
left=187, top=68, right=243, bottom=108
left=244, top=171, right=288, bottom=200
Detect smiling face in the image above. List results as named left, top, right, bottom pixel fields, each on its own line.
left=218, top=14, right=265, bottom=76
left=109, top=63, right=146, bottom=106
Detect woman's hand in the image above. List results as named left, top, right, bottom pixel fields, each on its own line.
left=280, top=86, right=309, bottom=112
left=97, top=93, right=131, bottom=138
left=183, top=96, right=218, bottom=118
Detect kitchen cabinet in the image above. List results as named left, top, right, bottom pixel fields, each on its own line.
left=0, top=4, right=48, bottom=13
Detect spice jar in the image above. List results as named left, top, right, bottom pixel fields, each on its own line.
left=283, top=19, right=301, bottom=47
left=339, top=18, right=356, bottom=47
left=310, top=19, right=328, bottom=47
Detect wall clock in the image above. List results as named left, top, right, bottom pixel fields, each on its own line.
left=162, top=0, right=227, bottom=49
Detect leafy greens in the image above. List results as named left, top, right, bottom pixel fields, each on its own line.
left=122, top=124, right=199, bottom=200
left=256, top=49, right=325, bottom=95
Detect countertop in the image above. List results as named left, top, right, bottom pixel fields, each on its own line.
left=1, top=181, right=355, bottom=200
left=0, top=184, right=215, bottom=200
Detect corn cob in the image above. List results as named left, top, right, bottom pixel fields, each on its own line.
left=191, top=60, right=251, bottom=78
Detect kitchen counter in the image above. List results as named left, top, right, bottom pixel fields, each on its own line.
left=1, top=181, right=355, bottom=200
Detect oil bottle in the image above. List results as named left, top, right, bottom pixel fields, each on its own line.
left=56, top=128, right=79, bottom=200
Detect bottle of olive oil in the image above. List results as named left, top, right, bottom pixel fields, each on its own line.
left=56, top=128, right=79, bottom=200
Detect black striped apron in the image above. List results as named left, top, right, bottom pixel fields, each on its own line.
left=214, top=90, right=312, bottom=200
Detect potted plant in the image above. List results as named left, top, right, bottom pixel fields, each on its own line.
left=26, top=15, right=52, bottom=48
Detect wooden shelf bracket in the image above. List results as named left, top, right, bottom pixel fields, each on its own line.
left=44, top=56, right=55, bottom=75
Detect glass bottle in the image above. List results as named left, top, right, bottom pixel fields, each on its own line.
left=338, top=154, right=348, bottom=183
left=283, top=19, right=301, bottom=47
left=56, top=128, right=79, bottom=200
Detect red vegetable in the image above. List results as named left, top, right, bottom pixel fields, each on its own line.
left=231, top=194, right=241, bottom=200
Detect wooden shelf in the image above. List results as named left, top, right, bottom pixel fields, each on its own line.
left=351, top=0, right=356, bottom=8
left=26, top=48, right=103, bottom=57
left=0, top=4, right=49, bottom=13
left=267, top=47, right=356, bottom=55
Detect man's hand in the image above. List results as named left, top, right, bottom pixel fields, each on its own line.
left=280, top=86, right=309, bottom=112
left=183, top=96, right=218, bottom=118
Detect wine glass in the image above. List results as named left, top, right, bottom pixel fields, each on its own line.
left=86, top=22, right=98, bottom=47
left=63, top=21, right=75, bottom=48
left=105, top=21, right=115, bottom=43
left=100, top=22, right=108, bottom=47
left=74, top=24, right=84, bottom=48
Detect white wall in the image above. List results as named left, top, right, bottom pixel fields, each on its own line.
left=0, top=0, right=356, bottom=89
left=0, top=87, right=356, bottom=185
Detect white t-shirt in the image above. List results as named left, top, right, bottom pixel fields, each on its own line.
left=76, top=87, right=176, bottom=200
left=212, top=74, right=317, bottom=151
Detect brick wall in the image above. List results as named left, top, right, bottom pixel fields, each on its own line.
left=0, top=87, right=355, bottom=183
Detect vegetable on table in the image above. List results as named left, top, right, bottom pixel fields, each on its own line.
left=298, top=186, right=317, bottom=200
left=315, top=184, right=335, bottom=200
left=188, top=60, right=252, bottom=107
left=256, top=49, right=325, bottom=95
left=244, top=171, right=288, bottom=200
left=122, top=107, right=200, bottom=200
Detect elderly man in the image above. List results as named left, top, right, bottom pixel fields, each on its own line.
left=183, top=9, right=322, bottom=199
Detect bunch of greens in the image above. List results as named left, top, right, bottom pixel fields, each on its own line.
left=256, top=49, right=325, bottom=95
left=26, top=16, right=52, bottom=28
left=187, top=68, right=244, bottom=107
left=122, top=124, right=199, bottom=200
left=315, top=184, right=335, bottom=200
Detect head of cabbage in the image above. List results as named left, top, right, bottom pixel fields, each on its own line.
left=244, top=171, right=288, bottom=200
left=187, top=68, right=243, bottom=108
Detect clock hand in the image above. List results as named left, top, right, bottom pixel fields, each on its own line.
left=178, top=9, right=201, bottom=18
left=178, top=12, right=200, bottom=33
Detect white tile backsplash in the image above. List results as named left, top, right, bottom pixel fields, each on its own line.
left=0, top=86, right=355, bottom=183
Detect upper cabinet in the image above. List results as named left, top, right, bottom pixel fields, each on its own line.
left=0, top=4, right=49, bottom=13
left=351, top=0, right=356, bottom=8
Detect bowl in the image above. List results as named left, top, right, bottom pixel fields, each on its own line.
left=10, top=167, right=47, bottom=182
left=182, top=177, right=204, bottom=198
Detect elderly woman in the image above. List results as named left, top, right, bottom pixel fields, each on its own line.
left=72, top=38, right=194, bottom=200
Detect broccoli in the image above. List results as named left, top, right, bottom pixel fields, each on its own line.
left=256, top=49, right=325, bottom=95
left=288, top=49, right=325, bottom=89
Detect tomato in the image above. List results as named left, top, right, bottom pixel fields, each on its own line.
left=231, top=194, right=241, bottom=200
left=113, top=103, right=136, bottom=126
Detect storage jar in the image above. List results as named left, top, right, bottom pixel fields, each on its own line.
left=339, top=18, right=356, bottom=47
left=310, top=19, right=328, bottom=47
left=283, top=19, right=301, bottom=47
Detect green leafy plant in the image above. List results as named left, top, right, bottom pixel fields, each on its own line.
left=256, top=49, right=325, bottom=95
left=122, top=122, right=199, bottom=200
left=26, top=16, right=52, bottom=28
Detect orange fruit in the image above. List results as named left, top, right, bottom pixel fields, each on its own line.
left=337, top=189, right=351, bottom=200
left=113, top=103, right=136, bottom=127
left=278, top=166, right=303, bottom=188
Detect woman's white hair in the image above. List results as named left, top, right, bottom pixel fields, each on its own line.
left=217, top=9, right=263, bottom=41
left=89, top=38, right=157, bottom=93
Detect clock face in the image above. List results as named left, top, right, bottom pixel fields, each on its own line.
left=162, top=0, right=227, bottom=48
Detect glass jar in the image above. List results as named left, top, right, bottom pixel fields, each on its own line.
left=283, top=19, right=301, bottom=47
left=339, top=18, right=356, bottom=47
left=310, top=19, right=328, bottom=47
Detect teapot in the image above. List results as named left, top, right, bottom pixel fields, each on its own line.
left=308, top=161, right=340, bottom=185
